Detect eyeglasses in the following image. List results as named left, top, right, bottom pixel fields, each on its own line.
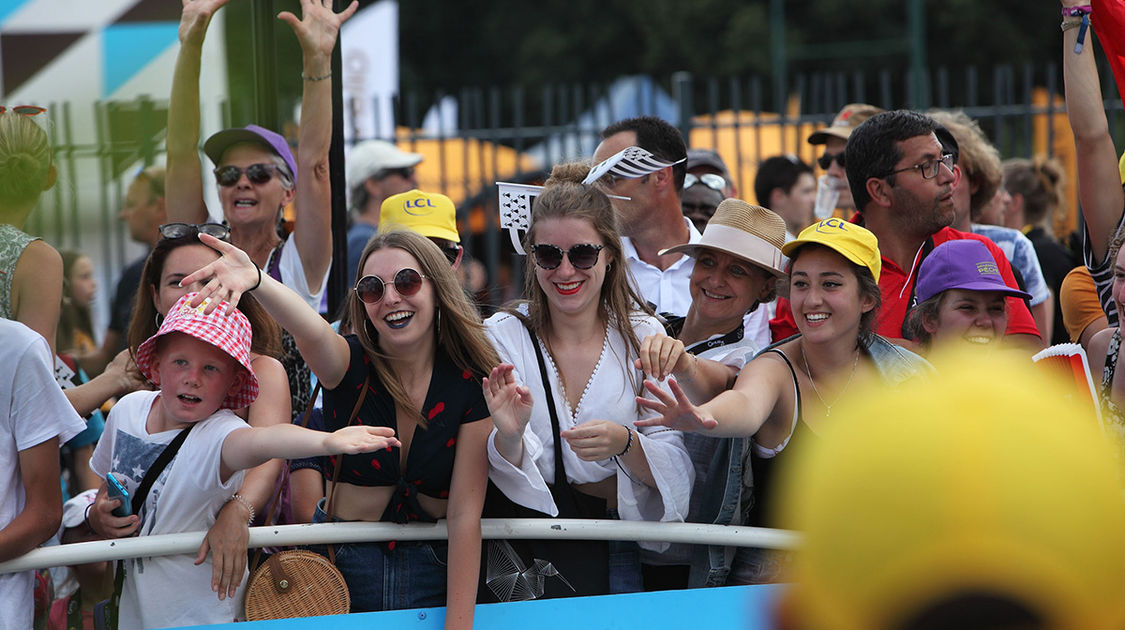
left=817, top=152, right=845, bottom=170
left=531, top=243, right=604, bottom=270
left=684, top=173, right=726, bottom=191
left=213, top=163, right=283, bottom=187
left=354, top=268, right=428, bottom=304
left=882, top=153, right=955, bottom=180
left=376, top=166, right=414, bottom=181
left=158, top=222, right=231, bottom=240
left=0, top=105, right=46, bottom=116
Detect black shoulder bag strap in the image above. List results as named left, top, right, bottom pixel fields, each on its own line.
left=522, top=319, right=593, bottom=517
left=98, top=423, right=196, bottom=630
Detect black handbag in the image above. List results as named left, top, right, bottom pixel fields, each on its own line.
left=94, top=423, right=195, bottom=630
left=479, top=321, right=610, bottom=602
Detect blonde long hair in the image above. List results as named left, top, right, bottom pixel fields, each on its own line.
left=347, top=230, right=499, bottom=427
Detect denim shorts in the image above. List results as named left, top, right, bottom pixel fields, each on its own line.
left=309, top=499, right=448, bottom=612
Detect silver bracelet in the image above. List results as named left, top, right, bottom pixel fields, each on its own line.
left=227, top=493, right=256, bottom=525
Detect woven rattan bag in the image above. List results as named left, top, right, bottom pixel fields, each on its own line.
left=244, top=378, right=368, bottom=620
left=244, top=550, right=349, bottom=620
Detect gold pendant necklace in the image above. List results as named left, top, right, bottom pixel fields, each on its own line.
left=800, top=344, right=859, bottom=417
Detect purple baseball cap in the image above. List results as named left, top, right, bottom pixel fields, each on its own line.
left=203, top=124, right=297, bottom=184
left=915, top=239, right=1031, bottom=304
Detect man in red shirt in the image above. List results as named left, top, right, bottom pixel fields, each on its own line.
left=771, top=110, right=1042, bottom=349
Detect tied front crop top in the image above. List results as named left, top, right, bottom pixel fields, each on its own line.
left=321, top=335, right=489, bottom=523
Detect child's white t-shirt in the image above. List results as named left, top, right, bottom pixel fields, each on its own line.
left=91, top=390, right=248, bottom=629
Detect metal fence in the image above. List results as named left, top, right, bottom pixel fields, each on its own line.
left=27, top=61, right=1125, bottom=318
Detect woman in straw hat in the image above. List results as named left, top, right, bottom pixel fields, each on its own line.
left=637, top=218, right=930, bottom=584
left=634, top=199, right=787, bottom=589
left=482, top=163, right=691, bottom=598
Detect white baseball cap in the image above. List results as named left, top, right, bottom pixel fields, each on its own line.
left=346, top=140, right=424, bottom=190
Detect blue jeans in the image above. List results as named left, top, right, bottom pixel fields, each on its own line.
left=309, top=500, right=448, bottom=612
left=606, top=508, right=642, bottom=594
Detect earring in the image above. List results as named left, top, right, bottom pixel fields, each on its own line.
left=435, top=308, right=442, bottom=337
left=154, top=312, right=164, bottom=328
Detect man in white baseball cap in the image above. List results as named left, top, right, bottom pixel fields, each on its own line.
left=345, top=140, right=424, bottom=285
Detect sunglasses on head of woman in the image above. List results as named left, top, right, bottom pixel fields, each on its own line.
left=0, top=105, right=46, bottom=116
left=213, top=163, right=283, bottom=187
left=684, top=173, right=726, bottom=192
left=158, top=222, right=231, bottom=241
left=531, top=243, right=604, bottom=270
left=355, top=268, right=429, bottom=304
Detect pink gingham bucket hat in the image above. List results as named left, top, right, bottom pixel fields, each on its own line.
left=135, top=293, right=258, bottom=409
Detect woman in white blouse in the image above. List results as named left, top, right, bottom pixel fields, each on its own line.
left=482, top=163, right=692, bottom=598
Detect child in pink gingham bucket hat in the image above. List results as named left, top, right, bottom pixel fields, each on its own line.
left=135, top=292, right=258, bottom=409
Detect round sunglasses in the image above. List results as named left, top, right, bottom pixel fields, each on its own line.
left=531, top=243, right=604, bottom=270
left=158, top=222, right=231, bottom=240
left=213, top=163, right=283, bottom=187
left=354, top=268, right=429, bottom=304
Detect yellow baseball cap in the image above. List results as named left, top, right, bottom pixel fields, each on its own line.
left=379, top=189, right=459, bottom=243
left=777, top=350, right=1125, bottom=630
left=781, top=217, right=881, bottom=282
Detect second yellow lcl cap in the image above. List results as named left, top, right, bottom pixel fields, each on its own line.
left=781, top=218, right=881, bottom=282
left=379, top=189, right=460, bottom=243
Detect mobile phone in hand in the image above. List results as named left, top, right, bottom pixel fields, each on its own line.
left=105, top=473, right=131, bottom=517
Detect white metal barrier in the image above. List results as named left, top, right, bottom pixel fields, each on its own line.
left=0, top=519, right=801, bottom=574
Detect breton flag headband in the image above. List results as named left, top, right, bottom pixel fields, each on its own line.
left=497, top=176, right=632, bottom=255
left=581, top=145, right=686, bottom=185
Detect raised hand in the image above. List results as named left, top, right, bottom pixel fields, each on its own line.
left=560, top=420, right=632, bottom=462
left=482, top=364, right=533, bottom=439
left=635, top=333, right=695, bottom=382
left=179, top=0, right=230, bottom=48
left=324, top=425, right=401, bottom=454
left=278, top=0, right=358, bottom=65
left=181, top=232, right=261, bottom=315
left=635, top=378, right=718, bottom=432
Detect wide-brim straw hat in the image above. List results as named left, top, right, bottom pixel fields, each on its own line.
left=661, top=199, right=787, bottom=277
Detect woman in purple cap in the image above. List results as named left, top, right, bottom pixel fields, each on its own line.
left=905, top=239, right=1032, bottom=352
left=166, top=0, right=353, bottom=417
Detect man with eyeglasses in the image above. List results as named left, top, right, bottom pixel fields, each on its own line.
left=770, top=110, right=1041, bottom=349
left=345, top=140, right=424, bottom=286
left=807, top=103, right=883, bottom=217
left=592, top=116, right=699, bottom=318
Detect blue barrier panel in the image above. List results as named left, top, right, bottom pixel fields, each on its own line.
left=181, top=584, right=785, bottom=629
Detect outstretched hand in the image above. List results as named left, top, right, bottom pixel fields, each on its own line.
left=324, top=426, right=401, bottom=454
left=635, top=378, right=717, bottom=432
left=182, top=233, right=261, bottom=315
left=179, top=0, right=230, bottom=47
left=278, top=0, right=358, bottom=63
left=482, top=364, right=533, bottom=439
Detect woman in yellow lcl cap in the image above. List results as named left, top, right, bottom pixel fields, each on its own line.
left=636, top=218, right=930, bottom=584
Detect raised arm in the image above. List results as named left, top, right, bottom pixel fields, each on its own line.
left=165, top=0, right=226, bottom=224
left=183, top=232, right=352, bottom=386
left=278, top=0, right=358, bottom=289
left=1063, top=1, right=1123, bottom=263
